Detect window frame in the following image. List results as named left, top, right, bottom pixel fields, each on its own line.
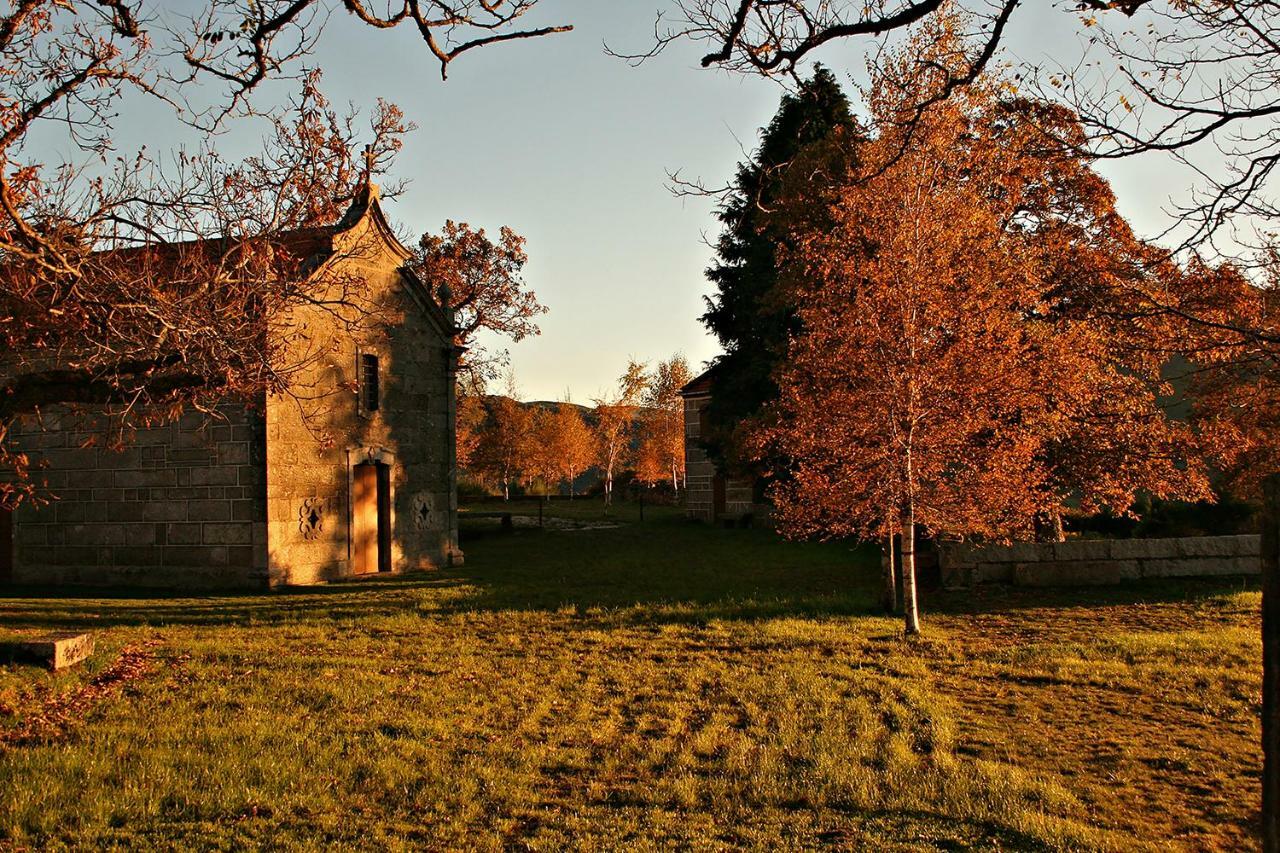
left=358, top=351, right=381, bottom=416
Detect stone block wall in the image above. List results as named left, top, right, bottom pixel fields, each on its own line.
left=8, top=407, right=268, bottom=588
left=940, top=535, right=1261, bottom=588
left=680, top=392, right=767, bottom=526
left=683, top=394, right=715, bottom=523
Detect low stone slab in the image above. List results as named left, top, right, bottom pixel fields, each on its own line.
left=17, top=632, right=94, bottom=670
left=1014, top=561, right=1121, bottom=587
left=1053, top=539, right=1113, bottom=561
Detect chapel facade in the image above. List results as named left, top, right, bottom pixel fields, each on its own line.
left=0, top=184, right=462, bottom=588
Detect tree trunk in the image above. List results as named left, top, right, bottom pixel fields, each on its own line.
left=1264, top=475, right=1280, bottom=853
left=1050, top=507, right=1065, bottom=543
left=604, top=470, right=612, bottom=508
left=881, top=525, right=898, bottom=614
left=901, top=504, right=920, bottom=635
left=1033, top=509, right=1066, bottom=543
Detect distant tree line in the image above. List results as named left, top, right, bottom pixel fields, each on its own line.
left=457, top=356, right=692, bottom=504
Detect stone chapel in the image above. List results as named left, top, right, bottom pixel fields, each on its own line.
left=0, top=183, right=462, bottom=588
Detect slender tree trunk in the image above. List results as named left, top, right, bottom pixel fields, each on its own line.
left=901, top=503, right=920, bottom=635
left=881, top=523, right=898, bottom=614
left=1034, top=508, right=1067, bottom=543
left=1050, top=507, right=1065, bottom=543
left=1264, top=475, right=1280, bottom=853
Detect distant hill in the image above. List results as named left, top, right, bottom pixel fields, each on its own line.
left=477, top=396, right=656, bottom=423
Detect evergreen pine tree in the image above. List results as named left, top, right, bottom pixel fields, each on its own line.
left=701, top=66, right=861, bottom=471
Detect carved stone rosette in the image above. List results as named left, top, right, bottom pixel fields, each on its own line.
left=299, top=497, right=326, bottom=540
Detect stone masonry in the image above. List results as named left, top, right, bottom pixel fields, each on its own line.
left=7, top=407, right=267, bottom=588
left=940, top=534, right=1261, bottom=588
left=679, top=369, right=761, bottom=525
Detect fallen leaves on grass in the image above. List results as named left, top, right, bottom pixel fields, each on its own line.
left=1, top=641, right=164, bottom=748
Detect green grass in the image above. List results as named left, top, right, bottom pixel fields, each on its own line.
left=460, top=495, right=683, bottom=525
left=0, top=503, right=1261, bottom=850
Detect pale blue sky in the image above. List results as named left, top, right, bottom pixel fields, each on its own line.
left=88, top=1, right=1197, bottom=403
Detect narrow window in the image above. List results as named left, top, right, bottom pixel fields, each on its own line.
left=360, top=354, right=380, bottom=412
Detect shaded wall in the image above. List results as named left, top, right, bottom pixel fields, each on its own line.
left=8, top=407, right=268, bottom=588
left=681, top=392, right=760, bottom=524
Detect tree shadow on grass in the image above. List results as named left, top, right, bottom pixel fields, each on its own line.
left=0, top=517, right=1259, bottom=632
left=0, top=518, right=884, bottom=630
left=441, top=518, right=886, bottom=622
left=928, top=574, right=1259, bottom=617
left=0, top=574, right=463, bottom=631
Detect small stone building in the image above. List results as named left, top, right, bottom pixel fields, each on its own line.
left=680, top=368, right=767, bottom=525
left=0, top=184, right=462, bottom=589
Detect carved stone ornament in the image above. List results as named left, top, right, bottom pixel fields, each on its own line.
left=412, top=493, right=433, bottom=531
left=299, top=497, right=326, bottom=540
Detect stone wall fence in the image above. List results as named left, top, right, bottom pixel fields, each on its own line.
left=940, top=534, right=1260, bottom=588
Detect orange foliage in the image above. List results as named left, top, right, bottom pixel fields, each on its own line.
left=472, top=392, right=532, bottom=500
left=412, top=221, right=546, bottom=389
left=1184, top=252, right=1280, bottom=498
left=635, top=356, right=692, bottom=491
left=547, top=403, right=597, bottom=498
left=753, top=21, right=1209, bottom=631
left=593, top=360, right=647, bottom=506
left=455, top=392, right=486, bottom=471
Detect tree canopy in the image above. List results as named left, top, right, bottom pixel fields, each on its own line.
left=700, top=66, right=860, bottom=472
left=753, top=22, right=1209, bottom=632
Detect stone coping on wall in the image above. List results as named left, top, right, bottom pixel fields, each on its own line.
left=939, top=534, right=1260, bottom=588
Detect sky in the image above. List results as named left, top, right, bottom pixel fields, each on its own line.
left=88, top=1, right=1203, bottom=403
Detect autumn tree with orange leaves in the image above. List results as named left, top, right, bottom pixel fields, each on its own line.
left=410, top=221, right=547, bottom=392
left=471, top=374, right=534, bottom=501
left=547, top=403, right=597, bottom=499
left=594, top=361, right=648, bottom=508
left=455, top=393, right=487, bottom=472
left=635, top=355, right=693, bottom=493
left=520, top=407, right=559, bottom=496
left=753, top=23, right=1208, bottom=634
left=1180, top=253, right=1280, bottom=500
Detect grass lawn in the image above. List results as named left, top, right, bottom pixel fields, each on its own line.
left=0, top=500, right=1261, bottom=850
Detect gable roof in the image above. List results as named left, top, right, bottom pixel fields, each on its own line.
left=328, top=181, right=414, bottom=266
left=680, top=366, right=718, bottom=398
left=85, top=181, right=451, bottom=335
left=91, top=225, right=338, bottom=278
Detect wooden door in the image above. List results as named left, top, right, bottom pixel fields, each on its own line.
left=376, top=463, right=391, bottom=573
left=712, top=474, right=727, bottom=520
left=0, top=508, right=11, bottom=584
left=353, top=463, right=379, bottom=574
